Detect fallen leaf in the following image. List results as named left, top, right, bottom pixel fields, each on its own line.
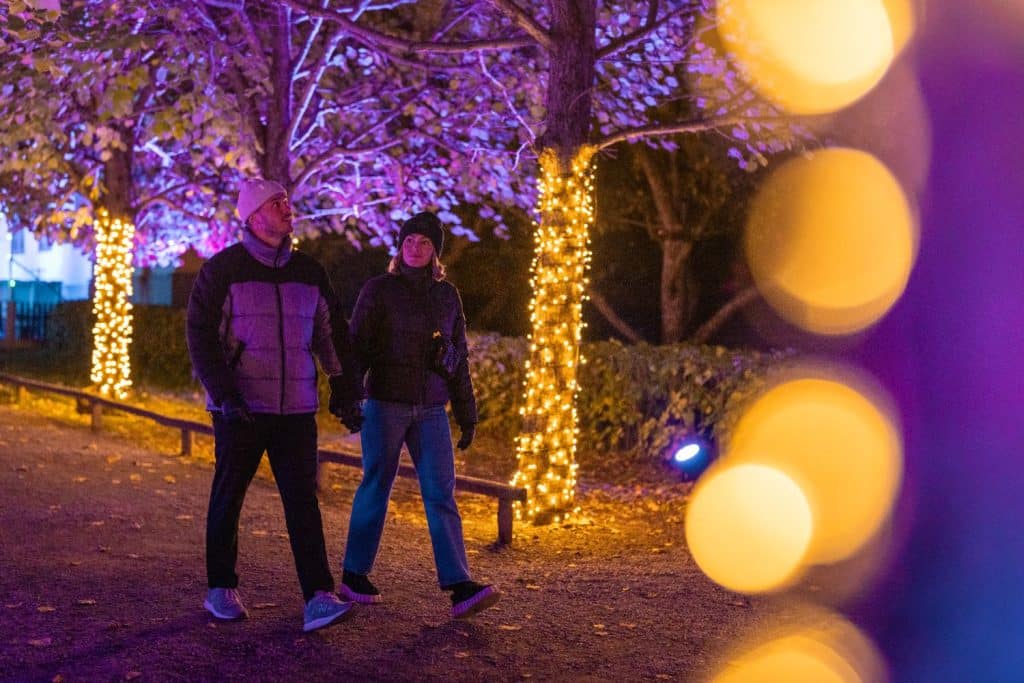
left=111, top=479, right=122, bottom=485
left=618, top=622, right=637, bottom=629
left=76, top=599, right=97, bottom=606
left=105, top=455, right=121, bottom=464
left=592, top=623, right=605, bottom=630
left=127, top=554, right=140, bottom=560
left=72, top=476, right=87, bottom=483
left=594, top=631, right=609, bottom=637
left=525, top=584, right=540, bottom=590
left=128, top=474, right=142, bottom=482
left=15, top=465, right=28, bottom=472
left=331, top=484, right=343, bottom=491
left=130, top=522, right=142, bottom=530
left=37, top=606, right=56, bottom=613
left=89, top=521, right=105, bottom=527
left=498, top=624, right=522, bottom=631
left=52, top=675, right=65, bottom=683
left=163, top=475, right=176, bottom=484
left=251, top=530, right=268, bottom=537
left=69, top=560, right=82, bottom=566
left=5, top=603, right=23, bottom=608
left=175, top=514, right=193, bottom=521
left=454, top=652, right=469, bottom=659
left=28, top=638, right=52, bottom=647
left=97, top=546, right=110, bottom=553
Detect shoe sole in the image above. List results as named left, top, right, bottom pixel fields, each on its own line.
left=204, top=599, right=248, bottom=621
left=452, top=587, right=501, bottom=619
left=340, top=584, right=383, bottom=604
left=303, top=602, right=355, bottom=632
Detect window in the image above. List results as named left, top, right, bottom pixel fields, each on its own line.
left=10, top=229, right=24, bottom=255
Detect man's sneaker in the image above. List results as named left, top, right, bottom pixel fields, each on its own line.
left=204, top=587, right=248, bottom=621
left=303, top=591, right=353, bottom=632
left=340, top=571, right=383, bottom=604
left=449, top=581, right=501, bottom=619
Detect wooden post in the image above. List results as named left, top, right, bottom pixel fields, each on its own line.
left=180, top=429, right=193, bottom=457
left=90, top=401, right=102, bottom=432
left=497, top=498, right=514, bottom=546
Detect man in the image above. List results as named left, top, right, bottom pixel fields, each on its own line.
left=187, top=178, right=358, bottom=632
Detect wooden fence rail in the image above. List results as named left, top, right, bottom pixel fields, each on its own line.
left=0, top=373, right=526, bottom=544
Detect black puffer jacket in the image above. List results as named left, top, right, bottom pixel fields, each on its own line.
left=349, top=268, right=477, bottom=427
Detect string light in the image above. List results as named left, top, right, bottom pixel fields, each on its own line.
left=89, top=208, right=135, bottom=399
left=512, top=147, right=595, bottom=525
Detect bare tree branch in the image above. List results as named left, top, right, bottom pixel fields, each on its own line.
left=587, top=288, right=645, bottom=343
left=689, top=285, right=759, bottom=345
left=485, top=0, right=554, bottom=51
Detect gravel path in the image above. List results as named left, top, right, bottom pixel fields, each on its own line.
left=0, top=403, right=785, bottom=682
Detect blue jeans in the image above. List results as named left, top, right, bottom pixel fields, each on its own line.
left=343, top=399, right=471, bottom=587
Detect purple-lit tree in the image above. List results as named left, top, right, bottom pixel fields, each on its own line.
left=0, top=1, right=249, bottom=396
left=277, top=0, right=803, bottom=523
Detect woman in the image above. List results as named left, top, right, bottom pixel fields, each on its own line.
left=339, top=211, right=500, bottom=619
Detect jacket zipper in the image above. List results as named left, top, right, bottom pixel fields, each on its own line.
left=275, top=243, right=287, bottom=414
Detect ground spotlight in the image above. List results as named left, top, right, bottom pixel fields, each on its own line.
left=669, top=435, right=715, bottom=481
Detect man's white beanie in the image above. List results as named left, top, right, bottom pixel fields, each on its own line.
left=237, top=179, right=287, bottom=223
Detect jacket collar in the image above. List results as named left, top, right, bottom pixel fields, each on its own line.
left=242, top=229, right=293, bottom=268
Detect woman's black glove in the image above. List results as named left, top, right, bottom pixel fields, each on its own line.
left=338, top=403, right=364, bottom=434
left=220, top=395, right=253, bottom=424
left=456, top=423, right=476, bottom=450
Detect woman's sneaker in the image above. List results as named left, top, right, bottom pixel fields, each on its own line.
left=340, top=570, right=383, bottom=604
left=448, top=581, right=501, bottom=619
left=204, top=587, right=248, bottom=621
left=303, top=591, right=353, bottom=632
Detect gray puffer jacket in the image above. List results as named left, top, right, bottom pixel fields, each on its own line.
left=186, top=230, right=353, bottom=414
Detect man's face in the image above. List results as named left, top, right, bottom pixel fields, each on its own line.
left=401, top=233, right=434, bottom=268
left=249, top=193, right=293, bottom=246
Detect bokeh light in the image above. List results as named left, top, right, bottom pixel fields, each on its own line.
left=685, top=464, right=812, bottom=593
left=716, top=0, right=898, bottom=114
left=711, top=611, right=888, bottom=682
left=744, top=148, right=916, bottom=336
left=725, top=374, right=902, bottom=564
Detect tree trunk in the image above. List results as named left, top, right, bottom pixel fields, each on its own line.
left=260, top=3, right=293, bottom=185
left=513, top=1, right=598, bottom=525
left=90, top=139, right=136, bottom=398
left=634, top=146, right=697, bottom=343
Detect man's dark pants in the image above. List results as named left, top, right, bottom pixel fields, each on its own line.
left=206, top=412, right=333, bottom=602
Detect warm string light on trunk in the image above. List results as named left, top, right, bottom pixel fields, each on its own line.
left=512, top=147, right=595, bottom=525
left=89, top=208, right=135, bottom=399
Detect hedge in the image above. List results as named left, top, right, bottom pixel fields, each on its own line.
left=6, top=302, right=783, bottom=463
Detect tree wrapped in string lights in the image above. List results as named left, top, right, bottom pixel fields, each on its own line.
left=284, top=0, right=802, bottom=524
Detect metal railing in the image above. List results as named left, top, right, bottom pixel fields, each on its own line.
left=0, top=373, right=526, bottom=544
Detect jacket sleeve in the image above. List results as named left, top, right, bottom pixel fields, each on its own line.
left=311, top=265, right=344, bottom=377
left=448, top=287, right=478, bottom=427
left=308, top=261, right=365, bottom=403
left=347, top=278, right=381, bottom=389
left=186, top=259, right=237, bottom=407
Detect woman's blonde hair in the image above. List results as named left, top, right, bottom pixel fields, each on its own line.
left=388, top=252, right=446, bottom=281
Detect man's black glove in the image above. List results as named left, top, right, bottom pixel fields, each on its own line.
left=338, top=402, right=363, bottom=434
left=220, top=395, right=253, bottom=424
left=456, top=423, right=476, bottom=450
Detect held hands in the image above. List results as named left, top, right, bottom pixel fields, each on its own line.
left=328, top=375, right=363, bottom=433
left=338, top=403, right=364, bottom=434
left=456, top=423, right=476, bottom=451
left=220, top=395, right=254, bottom=424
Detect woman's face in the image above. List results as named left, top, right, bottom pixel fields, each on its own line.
left=401, top=233, right=435, bottom=268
